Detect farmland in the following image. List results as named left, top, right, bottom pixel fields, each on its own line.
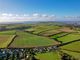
left=39, top=29, right=61, bottom=37
left=25, top=24, right=61, bottom=35
left=0, top=35, right=15, bottom=48
left=9, top=31, right=58, bottom=48
left=51, top=32, right=68, bottom=39
left=57, top=33, right=80, bottom=43
left=36, top=51, right=61, bottom=60
left=0, top=30, right=16, bottom=35
left=0, top=30, right=16, bottom=48
left=0, top=22, right=80, bottom=60
left=61, top=50, right=80, bottom=60
left=60, top=41, right=80, bottom=52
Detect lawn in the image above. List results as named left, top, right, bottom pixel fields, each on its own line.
left=57, top=33, right=80, bottom=43
left=36, top=51, right=61, bottom=60
left=9, top=31, right=59, bottom=48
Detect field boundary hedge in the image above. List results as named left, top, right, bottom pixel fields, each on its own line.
left=7, top=35, right=17, bottom=48
left=61, top=49, right=80, bottom=53
left=58, top=39, right=80, bottom=47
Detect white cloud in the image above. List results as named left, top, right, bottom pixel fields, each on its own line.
left=2, top=13, right=8, bottom=16
left=2, top=13, right=80, bottom=23
left=0, top=13, right=56, bottom=23
left=23, top=14, right=29, bottom=17
left=1, top=13, right=13, bottom=17
left=42, top=14, right=48, bottom=17
left=64, top=16, right=80, bottom=19
left=32, top=13, right=39, bottom=17
left=8, top=14, right=13, bottom=16
left=15, top=14, right=19, bottom=17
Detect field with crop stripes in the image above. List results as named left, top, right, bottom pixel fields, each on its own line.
left=25, top=25, right=61, bottom=35
left=57, top=33, right=80, bottom=43
left=60, top=41, right=80, bottom=52
left=9, top=31, right=58, bottom=48
left=0, top=35, right=15, bottom=48
left=61, top=50, right=80, bottom=60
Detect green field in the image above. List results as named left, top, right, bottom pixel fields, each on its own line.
left=0, top=35, right=15, bottom=48
left=61, top=50, right=80, bottom=60
left=0, top=30, right=16, bottom=48
left=36, top=51, right=61, bottom=60
left=9, top=31, right=58, bottom=48
left=57, top=33, right=80, bottom=43
left=26, top=25, right=61, bottom=35
left=0, top=30, right=16, bottom=35
left=51, top=32, right=68, bottom=38
left=60, top=41, right=80, bottom=52
left=39, top=30, right=61, bottom=37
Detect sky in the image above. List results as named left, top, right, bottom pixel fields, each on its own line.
left=0, top=0, right=80, bottom=23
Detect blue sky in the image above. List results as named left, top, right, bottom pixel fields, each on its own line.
left=0, top=0, right=80, bottom=22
